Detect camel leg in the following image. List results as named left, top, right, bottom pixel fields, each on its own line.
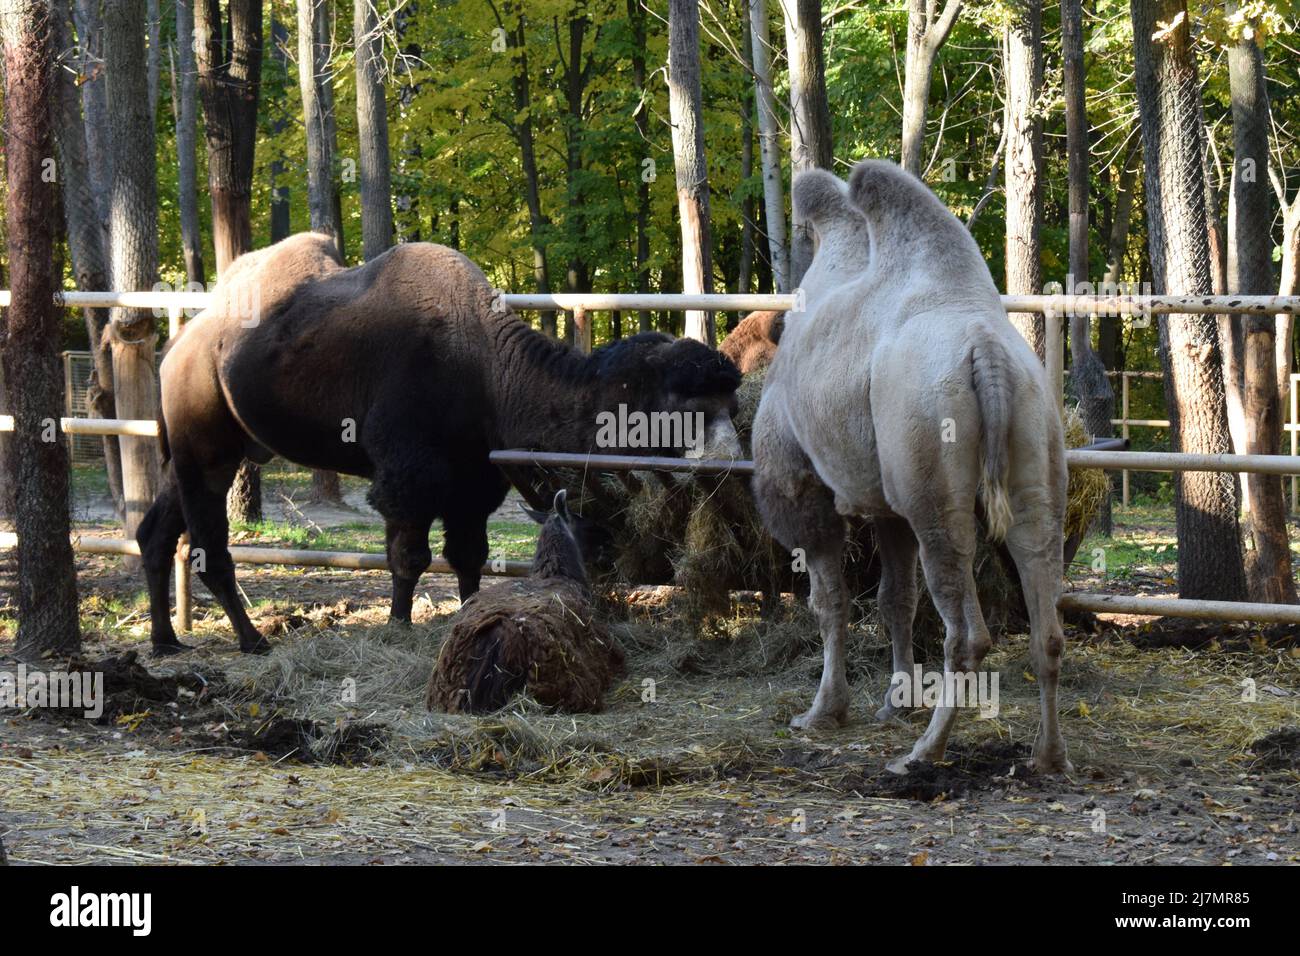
left=442, top=510, right=490, bottom=603
left=887, top=514, right=990, bottom=774
left=137, top=466, right=189, bottom=656
left=1005, top=519, right=1072, bottom=774
left=873, top=515, right=920, bottom=722
left=751, top=424, right=850, bottom=729
left=442, top=461, right=509, bottom=602
left=792, top=542, right=852, bottom=730
left=385, top=517, right=434, bottom=622
left=175, top=461, right=270, bottom=655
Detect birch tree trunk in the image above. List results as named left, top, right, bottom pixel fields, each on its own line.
left=1, top=0, right=82, bottom=656
left=749, top=0, right=787, bottom=293
left=668, top=0, right=715, bottom=344
left=1132, top=0, right=1247, bottom=601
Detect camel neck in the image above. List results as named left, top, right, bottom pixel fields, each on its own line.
left=490, top=314, right=603, bottom=453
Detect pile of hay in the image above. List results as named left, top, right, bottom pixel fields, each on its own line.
left=426, top=578, right=625, bottom=714
left=1062, top=404, right=1110, bottom=543
left=573, top=369, right=879, bottom=620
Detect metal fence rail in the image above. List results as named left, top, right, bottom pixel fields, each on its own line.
left=7, top=288, right=1300, bottom=633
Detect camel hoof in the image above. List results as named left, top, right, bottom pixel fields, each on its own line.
left=790, top=706, right=847, bottom=732
left=1031, top=754, right=1074, bottom=776
left=151, top=641, right=192, bottom=659
left=240, top=637, right=273, bottom=656
left=874, top=702, right=914, bottom=724
left=885, top=755, right=917, bottom=776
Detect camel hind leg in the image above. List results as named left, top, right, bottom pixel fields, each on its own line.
left=1004, top=512, right=1071, bottom=774
left=887, top=511, right=991, bottom=774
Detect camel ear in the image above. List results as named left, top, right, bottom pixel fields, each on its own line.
left=792, top=169, right=851, bottom=226
left=552, top=489, right=571, bottom=524
left=520, top=503, right=550, bottom=525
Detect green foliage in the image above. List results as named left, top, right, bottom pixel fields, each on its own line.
left=47, top=0, right=1300, bottom=357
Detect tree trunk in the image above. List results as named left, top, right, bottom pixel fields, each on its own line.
left=900, top=0, right=962, bottom=177
left=784, top=0, right=832, bottom=287
left=1062, top=0, right=1113, bottom=534
left=298, top=0, right=342, bottom=250
left=51, top=0, right=124, bottom=520
left=629, top=0, right=652, bottom=332
left=1227, top=12, right=1295, bottom=604
left=196, top=0, right=264, bottom=524
left=562, top=10, right=592, bottom=304
left=73, top=0, right=110, bottom=246
left=1131, top=0, right=1247, bottom=601
left=739, top=18, right=755, bottom=300
left=1004, top=0, right=1044, bottom=360
left=749, top=0, right=787, bottom=292
left=495, top=3, right=554, bottom=336
left=268, top=14, right=291, bottom=245
left=1099, top=134, right=1140, bottom=370
left=1, top=0, right=82, bottom=656
left=173, top=0, right=205, bottom=286
left=104, top=0, right=163, bottom=543
left=146, top=0, right=160, bottom=111
left=1278, top=197, right=1300, bottom=452
left=355, top=0, right=393, bottom=261
left=668, top=0, right=715, bottom=344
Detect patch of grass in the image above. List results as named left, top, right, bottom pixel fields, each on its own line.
left=229, top=517, right=539, bottom=561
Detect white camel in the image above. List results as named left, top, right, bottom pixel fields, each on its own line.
left=751, top=159, right=1070, bottom=774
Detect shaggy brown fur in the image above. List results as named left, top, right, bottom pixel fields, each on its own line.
left=426, top=491, right=625, bottom=714
left=719, top=310, right=784, bottom=373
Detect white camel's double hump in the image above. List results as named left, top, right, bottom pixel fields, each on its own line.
left=751, top=159, right=1071, bottom=775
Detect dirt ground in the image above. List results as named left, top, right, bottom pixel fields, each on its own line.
left=2, top=485, right=1298, bottom=866
left=2, top=560, right=1298, bottom=865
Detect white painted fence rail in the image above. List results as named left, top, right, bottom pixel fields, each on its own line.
left=6, top=288, right=1300, bottom=634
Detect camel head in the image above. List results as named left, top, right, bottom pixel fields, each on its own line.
left=588, top=332, right=743, bottom=460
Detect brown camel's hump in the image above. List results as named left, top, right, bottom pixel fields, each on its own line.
left=719, top=310, right=784, bottom=373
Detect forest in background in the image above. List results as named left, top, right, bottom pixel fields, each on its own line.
left=44, top=1, right=1300, bottom=352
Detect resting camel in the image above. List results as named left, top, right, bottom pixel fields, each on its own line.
left=751, top=161, right=1069, bottom=774
left=138, top=234, right=742, bottom=656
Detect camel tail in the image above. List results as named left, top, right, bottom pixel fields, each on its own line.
left=971, top=334, right=1013, bottom=542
